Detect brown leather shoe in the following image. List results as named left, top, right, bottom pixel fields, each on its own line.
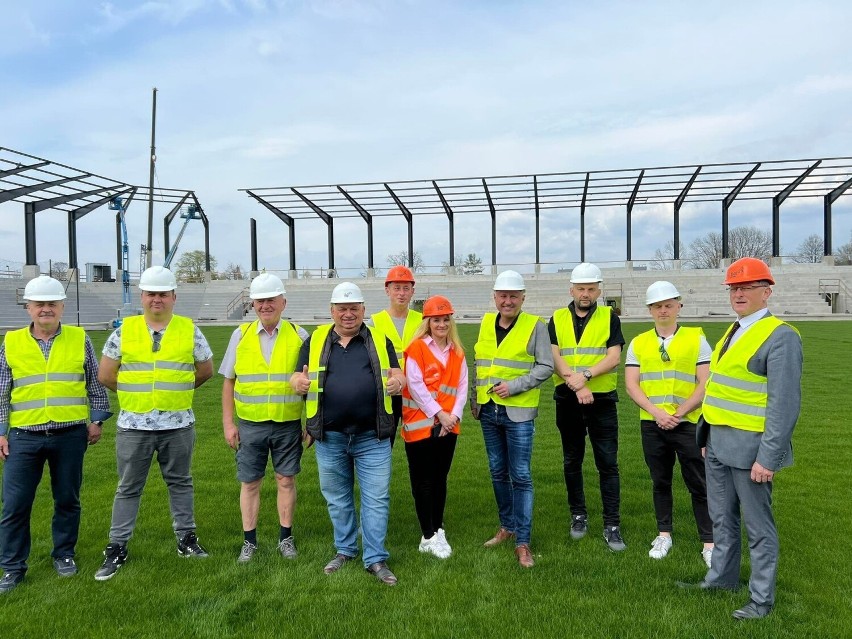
left=483, top=527, right=515, bottom=548
left=515, top=544, right=534, bottom=568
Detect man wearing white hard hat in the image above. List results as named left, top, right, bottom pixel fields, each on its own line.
left=290, top=282, right=406, bottom=586
left=470, top=270, right=553, bottom=568
left=95, top=266, right=214, bottom=581
left=624, top=281, right=714, bottom=568
left=0, top=276, right=111, bottom=594
left=549, top=263, right=626, bottom=551
left=219, top=273, right=310, bottom=563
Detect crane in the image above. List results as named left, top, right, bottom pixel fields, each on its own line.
left=164, top=204, right=203, bottom=268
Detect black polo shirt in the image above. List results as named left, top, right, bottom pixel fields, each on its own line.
left=548, top=302, right=624, bottom=402
left=297, top=325, right=398, bottom=434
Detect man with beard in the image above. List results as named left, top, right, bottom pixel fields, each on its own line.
left=549, top=263, right=626, bottom=552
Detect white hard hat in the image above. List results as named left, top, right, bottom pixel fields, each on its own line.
left=330, top=281, right=365, bottom=303
left=249, top=273, right=285, bottom=299
left=570, top=263, right=603, bottom=284
left=23, top=275, right=66, bottom=301
left=645, top=281, right=681, bottom=305
left=139, top=266, right=177, bottom=292
left=493, top=270, right=525, bottom=291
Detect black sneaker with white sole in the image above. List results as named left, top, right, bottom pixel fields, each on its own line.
left=604, top=526, right=626, bottom=552
left=177, top=531, right=209, bottom=558
left=94, top=543, right=127, bottom=581
left=570, top=515, right=588, bottom=540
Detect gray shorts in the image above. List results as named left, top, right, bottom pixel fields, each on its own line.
left=236, top=419, right=303, bottom=482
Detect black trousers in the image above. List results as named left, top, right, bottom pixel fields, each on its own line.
left=404, top=433, right=457, bottom=539
left=640, top=420, right=713, bottom=542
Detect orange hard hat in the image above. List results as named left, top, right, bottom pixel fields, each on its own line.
left=422, top=295, right=454, bottom=317
left=724, top=257, right=775, bottom=285
left=385, top=265, right=415, bottom=284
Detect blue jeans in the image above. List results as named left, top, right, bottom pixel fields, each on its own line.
left=0, top=424, right=88, bottom=572
left=315, top=431, right=392, bottom=567
left=480, top=403, right=534, bottom=545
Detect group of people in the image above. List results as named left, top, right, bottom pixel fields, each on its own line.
left=0, top=258, right=802, bottom=620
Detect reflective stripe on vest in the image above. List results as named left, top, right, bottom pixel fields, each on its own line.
left=401, top=338, right=464, bottom=443
left=631, top=326, right=704, bottom=423
left=474, top=312, right=541, bottom=408
left=702, top=316, right=795, bottom=432
left=370, top=309, right=422, bottom=371
left=305, top=324, right=392, bottom=418
left=5, top=325, right=89, bottom=428
left=233, top=320, right=304, bottom=422
left=116, top=315, right=196, bottom=412
left=552, top=306, right=617, bottom=392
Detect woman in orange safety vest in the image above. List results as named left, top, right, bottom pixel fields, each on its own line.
left=401, top=295, right=467, bottom=560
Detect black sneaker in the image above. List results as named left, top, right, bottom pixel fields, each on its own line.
left=604, top=526, right=626, bottom=552
left=177, top=531, right=209, bottom=558
left=94, top=543, right=127, bottom=581
left=0, top=571, right=25, bottom=594
left=570, top=515, right=588, bottom=540
left=54, top=557, right=78, bottom=577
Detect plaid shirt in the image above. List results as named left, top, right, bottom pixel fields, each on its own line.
left=0, top=323, right=112, bottom=436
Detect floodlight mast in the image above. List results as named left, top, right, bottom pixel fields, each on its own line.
left=146, top=87, right=157, bottom=269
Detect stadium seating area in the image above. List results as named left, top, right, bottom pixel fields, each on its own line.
left=0, top=263, right=849, bottom=332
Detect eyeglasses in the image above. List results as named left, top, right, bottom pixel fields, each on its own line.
left=152, top=332, right=162, bottom=353
left=727, top=284, right=768, bottom=293
left=659, top=343, right=670, bottom=363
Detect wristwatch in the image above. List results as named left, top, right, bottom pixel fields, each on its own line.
left=92, top=421, right=103, bottom=427
left=582, top=369, right=593, bottom=380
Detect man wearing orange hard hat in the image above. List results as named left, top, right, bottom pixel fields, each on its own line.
left=369, top=265, right=422, bottom=444
left=677, top=257, right=802, bottom=621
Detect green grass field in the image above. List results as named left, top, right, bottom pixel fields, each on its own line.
left=2, top=320, right=850, bottom=638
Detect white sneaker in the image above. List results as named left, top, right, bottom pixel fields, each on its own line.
left=435, top=528, right=453, bottom=558
left=702, top=547, right=713, bottom=569
left=648, top=535, right=673, bottom=559
left=419, top=533, right=450, bottom=559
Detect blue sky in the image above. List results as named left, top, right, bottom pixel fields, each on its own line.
left=1, top=0, right=851, bottom=276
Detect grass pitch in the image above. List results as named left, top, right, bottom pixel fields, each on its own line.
left=1, top=321, right=850, bottom=639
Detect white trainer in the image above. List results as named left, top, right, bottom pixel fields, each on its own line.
left=648, top=535, right=673, bottom=559
left=419, top=533, right=450, bottom=559
left=435, top=528, right=453, bottom=558
left=702, top=547, right=713, bottom=569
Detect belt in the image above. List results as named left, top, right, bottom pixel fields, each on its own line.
left=18, top=424, right=85, bottom=437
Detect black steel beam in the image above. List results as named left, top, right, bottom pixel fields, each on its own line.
left=0, top=174, right=90, bottom=205
left=433, top=181, right=455, bottom=266
left=533, top=176, right=540, bottom=265
left=68, top=212, right=78, bottom=270
left=824, top=175, right=852, bottom=256
left=385, top=184, right=414, bottom=268
left=673, top=166, right=702, bottom=261
left=28, top=184, right=112, bottom=214
left=293, top=190, right=335, bottom=270
left=625, top=170, right=644, bottom=262
left=339, top=187, right=374, bottom=270
left=722, top=163, right=761, bottom=259
left=580, top=173, right=589, bottom=262
left=163, top=193, right=191, bottom=258
left=772, top=160, right=821, bottom=257
left=483, top=179, right=497, bottom=266
left=245, top=190, right=297, bottom=271
left=250, top=218, right=258, bottom=273
left=188, top=192, right=211, bottom=273
left=0, top=161, right=49, bottom=179
left=25, top=202, right=37, bottom=265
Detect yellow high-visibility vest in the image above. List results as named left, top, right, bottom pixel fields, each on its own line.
left=305, top=324, right=392, bottom=418
left=371, top=309, right=422, bottom=370
left=117, top=315, right=195, bottom=412
left=632, top=326, right=704, bottom=423
left=703, top=316, right=797, bottom=432
left=234, top=320, right=304, bottom=422
left=474, top=312, right=541, bottom=408
left=5, top=326, right=88, bottom=427
left=552, top=306, right=617, bottom=392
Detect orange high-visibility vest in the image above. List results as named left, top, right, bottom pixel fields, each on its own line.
left=401, top=338, right=464, bottom=443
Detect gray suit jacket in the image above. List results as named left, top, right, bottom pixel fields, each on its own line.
left=703, top=314, right=803, bottom=471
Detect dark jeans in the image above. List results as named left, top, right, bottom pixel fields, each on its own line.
left=404, top=433, right=457, bottom=539
left=0, top=424, right=88, bottom=572
left=641, top=420, right=713, bottom=542
left=555, top=398, right=621, bottom=527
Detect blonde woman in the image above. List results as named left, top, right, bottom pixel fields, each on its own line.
left=401, top=296, right=467, bottom=559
